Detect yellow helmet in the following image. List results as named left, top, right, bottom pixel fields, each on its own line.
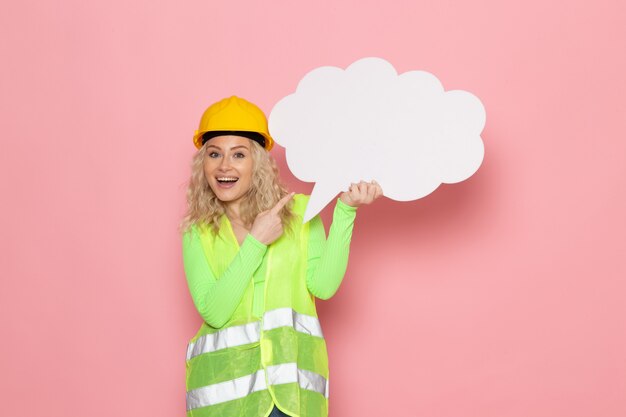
left=192, top=95, right=274, bottom=151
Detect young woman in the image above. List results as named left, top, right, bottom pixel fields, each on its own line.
left=180, top=96, right=382, bottom=417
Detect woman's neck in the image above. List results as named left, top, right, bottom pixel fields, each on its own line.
left=225, top=202, right=249, bottom=228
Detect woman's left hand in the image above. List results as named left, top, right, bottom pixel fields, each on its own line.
left=339, top=180, right=384, bottom=208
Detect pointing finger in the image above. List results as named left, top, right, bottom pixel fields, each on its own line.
left=271, top=192, right=295, bottom=215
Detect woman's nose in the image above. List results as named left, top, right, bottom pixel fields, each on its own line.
left=219, top=156, right=231, bottom=169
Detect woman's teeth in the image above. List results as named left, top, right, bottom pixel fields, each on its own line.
left=217, top=177, right=238, bottom=183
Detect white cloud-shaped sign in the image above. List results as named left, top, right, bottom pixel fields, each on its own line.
left=269, top=57, right=486, bottom=223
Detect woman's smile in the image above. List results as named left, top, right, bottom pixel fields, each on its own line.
left=215, top=176, right=239, bottom=188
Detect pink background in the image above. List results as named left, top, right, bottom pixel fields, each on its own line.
left=2, top=1, right=625, bottom=416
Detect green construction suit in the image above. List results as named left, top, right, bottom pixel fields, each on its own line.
left=182, top=194, right=357, bottom=417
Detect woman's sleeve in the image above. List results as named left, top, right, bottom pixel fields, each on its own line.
left=306, top=198, right=358, bottom=300
left=182, top=226, right=268, bottom=328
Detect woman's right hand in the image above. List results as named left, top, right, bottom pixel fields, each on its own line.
left=250, top=192, right=295, bottom=245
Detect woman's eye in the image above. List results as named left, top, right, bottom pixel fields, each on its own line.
left=234, top=152, right=245, bottom=158
left=209, top=152, right=220, bottom=158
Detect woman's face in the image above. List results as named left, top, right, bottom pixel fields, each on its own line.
left=203, top=135, right=254, bottom=206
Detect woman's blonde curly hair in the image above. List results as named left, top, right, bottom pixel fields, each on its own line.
left=179, top=137, right=295, bottom=236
